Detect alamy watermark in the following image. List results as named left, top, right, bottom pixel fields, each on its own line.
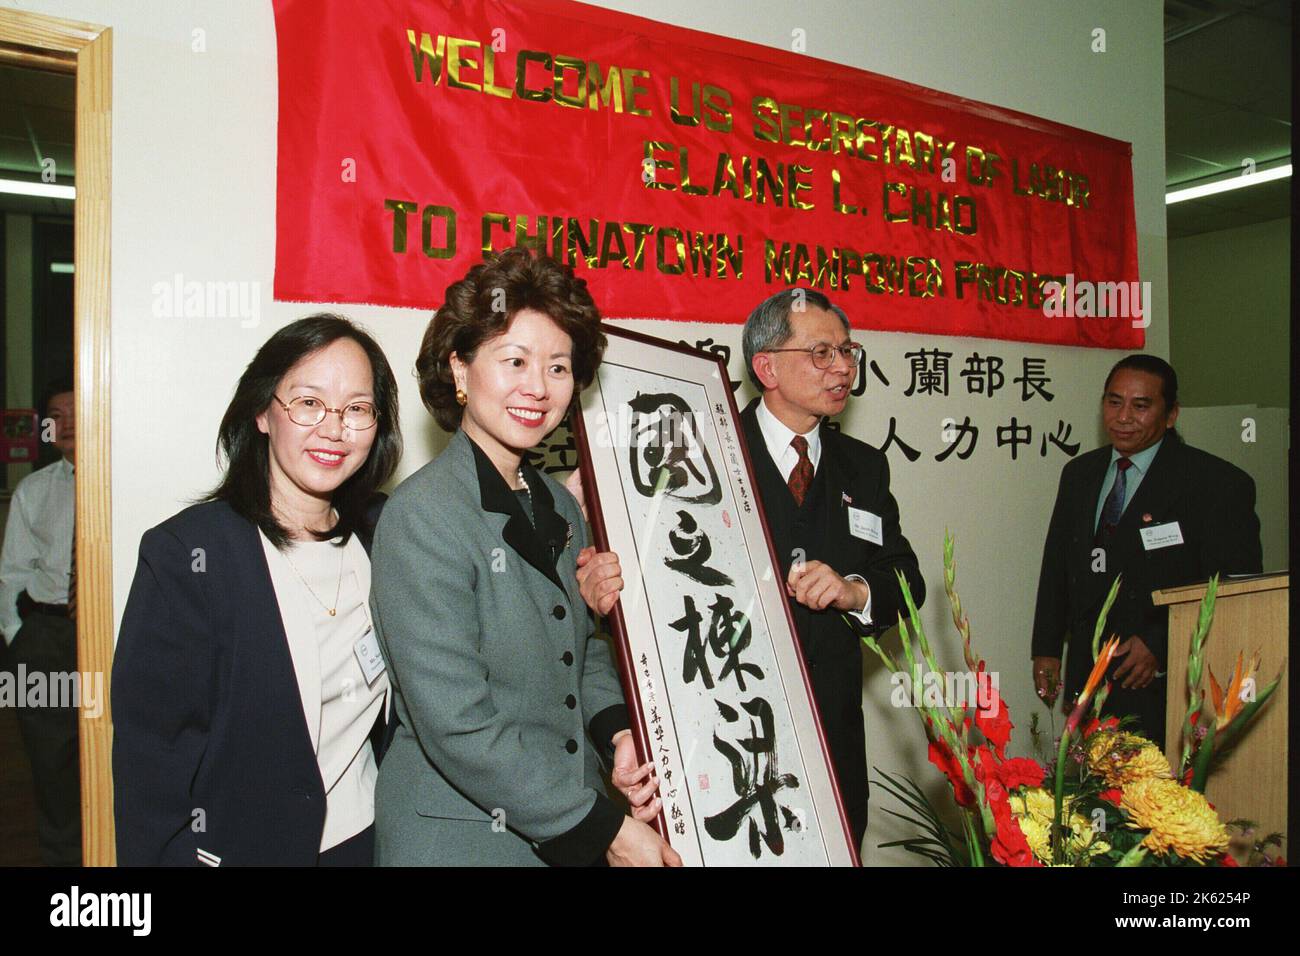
left=890, top=668, right=1000, bottom=714
left=0, top=666, right=104, bottom=718
left=151, top=273, right=261, bottom=328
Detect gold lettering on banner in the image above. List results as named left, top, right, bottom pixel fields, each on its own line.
left=567, top=218, right=599, bottom=267
left=422, top=204, right=457, bottom=258
left=385, top=199, right=419, bottom=252
left=516, top=50, right=553, bottom=101
left=788, top=163, right=814, bottom=210
left=702, top=85, right=733, bottom=133
left=751, top=96, right=779, bottom=143
left=657, top=227, right=686, bottom=275
left=599, top=220, right=632, bottom=268
left=587, top=62, right=623, bottom=111
left=407, top=30, right=447, bottom=83
left=623, top=222, right=654, bottom=268
left=803, top=108, right=830, bottom=152
left=832, top=168, right=858, bottom=215
left=883, top=182, right=909, bottom=222
left=622, top=68, right=652, bottom=116
left=854, top=119, right=879, bottom=161
left=779, top=102, right=805, bottom=148
left=481, top=212, right=511, bottom=252
left=670, top=76, right=701, bottom=127
left=482, top=46, right=513, bottom=98
left=755, top=158, right=783, bottom=205
left=643, top=141, right=675, bottom=191
left=553, top=55, right=586, bottom=108
left=446, top=37, right=482, bottom=91
left=713, top=152, right=741, bottom=199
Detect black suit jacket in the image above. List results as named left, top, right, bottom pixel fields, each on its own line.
left=1031, top=437, right=1262, bottom=732
left=740, top=398, right=924, bottom=844
left=112, top=496, right=390, bottom=866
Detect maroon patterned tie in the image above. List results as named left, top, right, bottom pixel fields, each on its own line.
left=788, top=435, right=814, bottom=506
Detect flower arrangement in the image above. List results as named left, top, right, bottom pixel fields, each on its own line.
left=864, top=533, right=1282, bottom=867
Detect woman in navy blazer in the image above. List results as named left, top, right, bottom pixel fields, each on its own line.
left=113, top=315, right=402, bottom=866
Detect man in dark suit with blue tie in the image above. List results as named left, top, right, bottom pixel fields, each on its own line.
left=1031, top=355, right=1262, bottom=748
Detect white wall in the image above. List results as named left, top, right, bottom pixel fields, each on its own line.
left=15, top=0, right=1175, bottom=864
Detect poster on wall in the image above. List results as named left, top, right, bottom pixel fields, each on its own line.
left=273, top=0, right=1144, bottom=349
left=574, top=326, right=859, bottom=866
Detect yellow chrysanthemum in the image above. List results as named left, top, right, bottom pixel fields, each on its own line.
left=1122, top=777, right=1228, bottom=862
left=1087, top=731, right=1173, bottom=787
left=1010, top=787, right=1111, bottom=864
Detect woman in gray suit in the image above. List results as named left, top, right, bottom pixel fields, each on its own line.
left=370, top=247, right=680, bottom=866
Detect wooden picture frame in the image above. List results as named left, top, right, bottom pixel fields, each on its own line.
left=574, top=325, right=859, bottom=866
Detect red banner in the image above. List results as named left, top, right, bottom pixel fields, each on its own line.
left=272, top=0, right=1144, bottom=349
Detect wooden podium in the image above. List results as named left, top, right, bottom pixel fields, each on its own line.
left=1154, top=574, right=1288, bottom=842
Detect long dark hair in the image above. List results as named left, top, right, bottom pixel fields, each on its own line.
left=205, top=314, right=402, bottom=548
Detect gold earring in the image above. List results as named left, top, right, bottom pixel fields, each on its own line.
left=455, top=388, right=467, bottom=406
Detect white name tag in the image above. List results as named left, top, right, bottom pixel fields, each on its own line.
left=848, top=506, right=883, bottom=545
left=354, top=628, right=386, bottom=685
left=1139, top=521, right=1184, bottom=551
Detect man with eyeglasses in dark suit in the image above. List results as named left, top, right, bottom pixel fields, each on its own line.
left=737, top=288, right=925, bottom=851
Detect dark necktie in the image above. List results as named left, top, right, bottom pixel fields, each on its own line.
left=1096, top=457, right=1133, bottom=543
left=788, top=435, right=814, bottom=507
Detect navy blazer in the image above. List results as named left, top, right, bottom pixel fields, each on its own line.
left=1031, top=437, right=1261, bottom=745
left=112, top=497, right=390, bottom=866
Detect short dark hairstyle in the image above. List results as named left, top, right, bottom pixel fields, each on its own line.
left=39, top=376, right=74, bottom=418
left=741, top=288, right=850, bottom=390
left=205, top=314, right=402, bottom=549
left=416, top=246, right=606, bottom=432
left=1103, top=354, right=1179, bottom=409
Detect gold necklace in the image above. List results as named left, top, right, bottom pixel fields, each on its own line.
left=282, top=540, right=346, bottom=617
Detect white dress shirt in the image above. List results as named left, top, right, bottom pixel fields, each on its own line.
left=754, top=398, right=872, bottom=624
left=0, top=457, right=74, bottom=645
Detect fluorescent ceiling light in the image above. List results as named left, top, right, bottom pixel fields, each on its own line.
left=0, top=178, right=76, bottom=200
left=50, top=262, right=74, bottom=274
left=1166, top=164, right=1291, bottom=205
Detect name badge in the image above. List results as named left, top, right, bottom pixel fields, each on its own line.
left=848, top=506, right=883, bottom=546
left=354, top=628, right=386, bottom=685
left=1139, top=521, right=1184, bottom=551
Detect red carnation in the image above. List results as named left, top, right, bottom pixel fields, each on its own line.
left=1098, top=788, right=1123, bottom=805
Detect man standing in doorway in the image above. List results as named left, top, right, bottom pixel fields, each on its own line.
left=0, top=378, right=81, bottom=865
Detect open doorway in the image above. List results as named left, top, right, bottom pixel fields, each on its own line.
left=0, top=8, right=112, bottom=867
left=0, top=60, right=76, bottom=866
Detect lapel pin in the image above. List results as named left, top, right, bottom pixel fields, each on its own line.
left=565, top=522, right=574, bottom=549
left=842, top=492, right=853, bottom=505
left=1142, top=513, right=1153, bottom=523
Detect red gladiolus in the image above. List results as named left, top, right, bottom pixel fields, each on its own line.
left=1082, top=716, right=1120, bottom=738
left=1218, top=852, right=1239, bottom=867
left=974, top=682, right=1013, bottom=760
left=1099, top=788, right=1123, bottom=805
left=985, top=777, right=1041, bottom=867
left=928, top=739, right=975, bottom=807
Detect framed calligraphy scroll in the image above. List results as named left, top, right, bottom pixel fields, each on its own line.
left=574, top=326, right=859, bottom=866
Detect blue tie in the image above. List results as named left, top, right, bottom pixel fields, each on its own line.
left=1096, top=457, right=1133, bottom=543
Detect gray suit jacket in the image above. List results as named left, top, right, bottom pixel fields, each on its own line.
left=370, top=429, right=630, bottom=865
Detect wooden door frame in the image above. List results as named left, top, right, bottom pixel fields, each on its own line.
left=0, top=7, right=114, bottom=867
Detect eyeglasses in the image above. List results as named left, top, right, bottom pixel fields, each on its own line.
left=273, top=395, right=379, bottom=430
left=765, top=343, right=864, bottom=369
